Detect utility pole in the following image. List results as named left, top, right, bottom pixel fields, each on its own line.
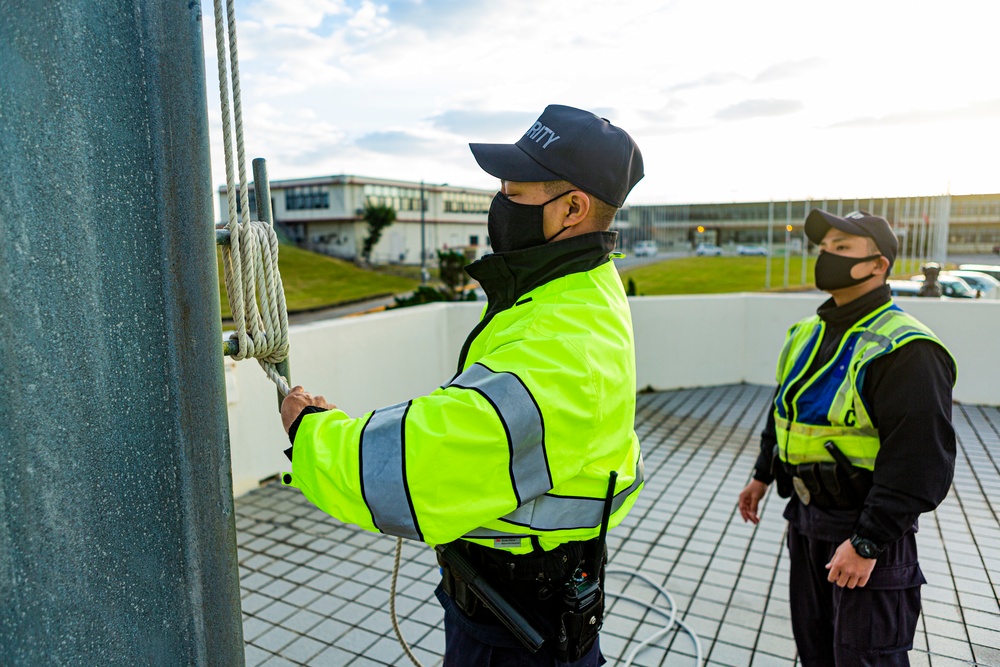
left=0, top=2, right=244, bottom=665
left=801, top=199, right=809, bottom=285
left=766, top=200, right=774, bottom=290
left=784, top=201, right=792, bottom=289
left=420, top=180, right=428, bottom=283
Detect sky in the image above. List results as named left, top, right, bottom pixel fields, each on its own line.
left=202, top=0, right=1000, bottom=215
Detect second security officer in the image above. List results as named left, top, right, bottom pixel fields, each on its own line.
left=738, top=209, right=956, bottom=667
left=279, top=105, right=645, bottom=666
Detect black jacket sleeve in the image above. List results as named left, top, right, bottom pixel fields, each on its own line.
left=854, top=340, right=956, bottom=547
left=752, top=388, right=780, bottom=485
left=285, top=405, right=330, bottom=460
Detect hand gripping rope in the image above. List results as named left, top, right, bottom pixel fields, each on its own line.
left=212, top=0, right=290, bottom=398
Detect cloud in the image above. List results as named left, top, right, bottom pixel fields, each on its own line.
left=829, top=98, right=1000, bottom=128
left=381, top=0, right=497, bottom=34
left=428, top=109, right=537, bottom=138
left=667, top=71, right=745, bottom=92
left=355, top=130, right=440, bottom=154
left=346, top=0, right=392, bottom=38
left=714, top=98, right=803, bottom=121
left=753, top=58, right=823, bottom=83
left=246, top=0, right=348, bottom=30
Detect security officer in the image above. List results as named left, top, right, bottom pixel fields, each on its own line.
left=280, top=105, right=645, bottom=666
left=737, top=209, right=956, bottom=667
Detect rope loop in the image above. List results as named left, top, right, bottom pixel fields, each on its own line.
left=214, top=0, right=290, bottom=397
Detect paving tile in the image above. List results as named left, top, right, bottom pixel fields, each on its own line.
left=235, top=389, right=1000, bottom=667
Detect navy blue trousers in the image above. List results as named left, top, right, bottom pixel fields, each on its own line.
left=787, top=524, right=925, bottom=667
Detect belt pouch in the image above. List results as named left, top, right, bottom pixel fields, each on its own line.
left=553, top=588, right=603, bottom=662
left=440, top=558, right=480, bottom=617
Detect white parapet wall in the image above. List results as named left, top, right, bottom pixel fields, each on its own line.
left=226, top=295, right=1000, bottom=496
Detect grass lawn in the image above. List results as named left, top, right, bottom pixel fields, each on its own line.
left=217, top=245, right=418, bottom=319
left=619, top=256, right=819, bottom=295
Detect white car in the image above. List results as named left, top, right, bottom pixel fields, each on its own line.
left=888, top=280, right=923, bottom=298
left=633, top=240, right=659, bottom=257
left=909, top=274, right=977, bottom=298
left=946, top=270, right=1000, bottom=299
left=958, top=264, right=1000, bottom=281
left=695, top=243, right=723, bottom=256
left=736, top=244, right=768, bottom=256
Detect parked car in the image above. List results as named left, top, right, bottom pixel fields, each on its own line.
left=909, top=274, right=977, bottom=298
left=946, top=270, right=1000, bottom=299
left=736, top=244, right=768, bottom=256
left=888, top=280, right=923, bottom=298
left=958, top=264, right=1000, bottom=282
left=695, top=243, right=723, bottom=256
left=633, top=240, right=659, bottom=257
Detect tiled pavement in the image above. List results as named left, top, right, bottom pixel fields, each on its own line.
left=235, top=384, right=1000, bottom=666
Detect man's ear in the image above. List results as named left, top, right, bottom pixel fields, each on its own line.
left=874, top=255, right=891, bottom=275
left=562, top=191, right=591, bottom=227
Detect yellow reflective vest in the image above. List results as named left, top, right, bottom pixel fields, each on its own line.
left=286, top=232, right=643, bottom=554
left=774, top=301, right=954, bottom=471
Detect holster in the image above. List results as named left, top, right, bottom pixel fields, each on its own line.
left=440, top=555, right=480, bottom=617
left=437, top=539, right=605, bottom=661
left=781, top=459, right=873, bottom=509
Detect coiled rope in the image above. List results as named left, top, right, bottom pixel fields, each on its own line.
left=212, top=0, right=290, bottom=396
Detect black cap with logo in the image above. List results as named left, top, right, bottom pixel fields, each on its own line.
left=469, top=104, right=644, bottom=208
left=805, top=209, right=898, bottom=266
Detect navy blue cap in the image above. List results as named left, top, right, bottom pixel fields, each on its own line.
left=469, top=104, right=644, bottom=207
left=805, top=209, right=898, bottom=266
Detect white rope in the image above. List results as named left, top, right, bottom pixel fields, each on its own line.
left=391, top=538, right=425, bottom=666
left=212, top=0, right=290, bottom=396
left=605, top=568, right=704, bottom=667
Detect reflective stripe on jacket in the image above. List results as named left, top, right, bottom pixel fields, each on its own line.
left=287, top=233, right=643, bottom=554
left=774, top=301, right=954, bottom=471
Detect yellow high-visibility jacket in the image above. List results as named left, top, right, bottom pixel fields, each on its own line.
left=286, top=232, right=643, bottom=554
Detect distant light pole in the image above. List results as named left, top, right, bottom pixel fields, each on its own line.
left=766, top=200, right=774, bottom=290
left=419, top=180, right=428, bottom=284
left=801, top=199, right=809, bottom=285
left=784, top=223, right=793, bottom=289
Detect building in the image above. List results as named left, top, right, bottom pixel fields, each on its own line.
left=218, top=175, right=495, bottom=265
left=620, top=193, right=1000, bottom=263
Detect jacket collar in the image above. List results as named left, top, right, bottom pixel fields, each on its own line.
left=464, top=232, right=618, bottom=312
left=816, top=284, right=892, bottom=329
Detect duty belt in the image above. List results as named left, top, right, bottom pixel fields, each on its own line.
left=780, top=446, right=874, bottom=509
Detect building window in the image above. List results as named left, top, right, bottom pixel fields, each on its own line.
left=469, top=235, right=479, bottom=246
left=286, top=186, right=330, bottom=211
left=442, top=191, right=492, bottom=214
left=363, top=184, right=425, bottom=212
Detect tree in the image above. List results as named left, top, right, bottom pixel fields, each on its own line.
left=437, top=249, right=473, bottom=301
left=392, top=249, right=477, bottom=309
left=360, top=202, right=396, bottom=264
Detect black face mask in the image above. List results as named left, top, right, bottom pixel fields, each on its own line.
left=487, top=190, right=575, bottom=254
left=814, top=251, right=882, bottom=290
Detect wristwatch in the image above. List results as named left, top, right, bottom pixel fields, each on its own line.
left=849, top=533, right=883, bottom=559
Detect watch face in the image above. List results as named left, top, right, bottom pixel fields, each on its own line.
left=852, top=537, right=878, bottom=558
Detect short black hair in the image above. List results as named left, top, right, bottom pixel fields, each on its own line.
left=542, top=180, right=619, bottom=230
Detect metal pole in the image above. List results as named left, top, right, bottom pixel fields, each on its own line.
left=933, top=195, right=951, bottom=264
left=420, top=180, right=428, bottom=283
left=784, top=201, right=791, bottom=289
left=801, top=199, right=809, bottom=285
left=918, top=197, right=928, bottom=267
left=903, top=198, right=912, bottom=274
left=766, top=200, right=774, bottom=290
left=0, top=2, right=244, bottom=665
left=253, top=158, right=290, bottom=409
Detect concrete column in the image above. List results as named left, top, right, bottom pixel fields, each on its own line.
left=0, top=1, right=244, bottom=665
